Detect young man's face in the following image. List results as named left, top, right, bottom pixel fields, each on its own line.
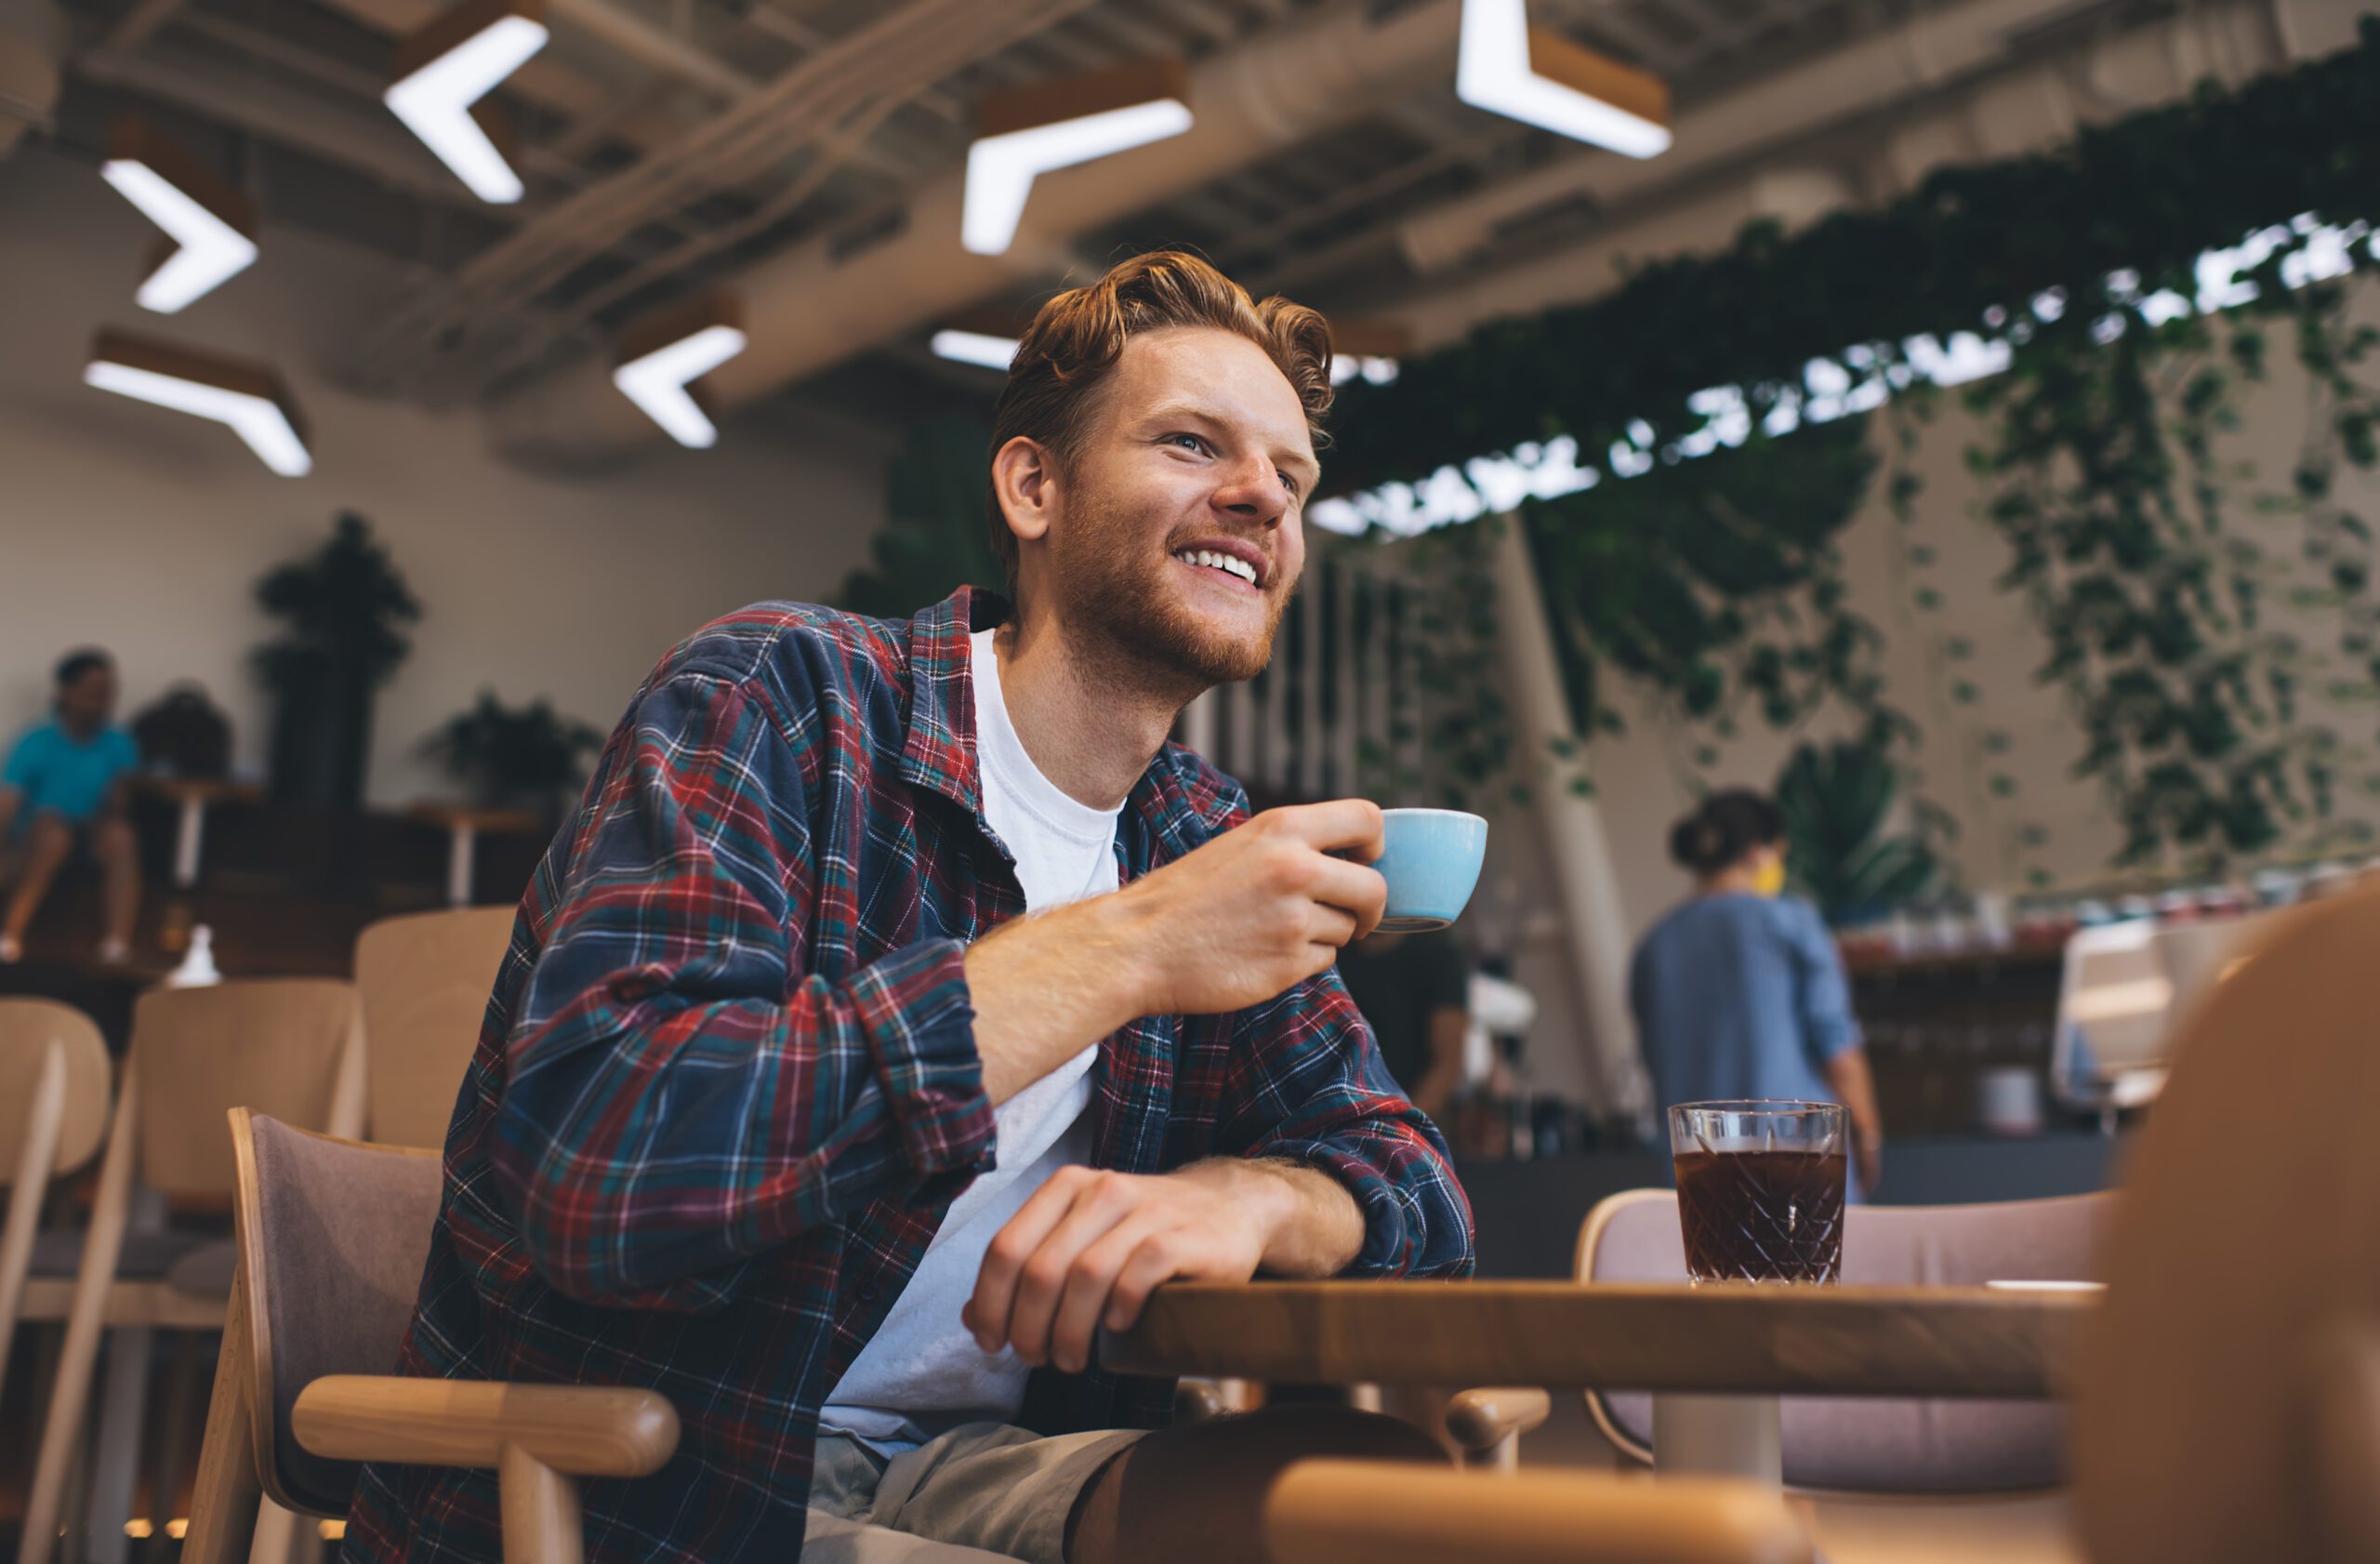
left=1031, top=325, right=1319, bottom=688
left=58, top=667, right=116, bottom=732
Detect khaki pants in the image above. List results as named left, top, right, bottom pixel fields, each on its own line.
left=801, top=1425, right=1148, bottom=1564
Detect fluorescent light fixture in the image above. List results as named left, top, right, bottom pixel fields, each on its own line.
left=613, top=292, right=747, bottom=448
left=84, top=328, right=311, bottom=476
left=932, top=329, right=1020, bottom=370
left=1457, top=0, right=1671, bottom=159
left=99, top=119, right=258, bottom=314
left=386, top=0, right=548, bottom=204
left=964, top=60, right=1192, bottom=257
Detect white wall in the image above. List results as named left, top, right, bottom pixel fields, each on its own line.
left=0, top=147, right=893, bottom=803
left=1579, top=277, right=2380, bottom=942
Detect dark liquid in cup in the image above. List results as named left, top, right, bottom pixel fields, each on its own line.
left=1673, top=1149, right=1847, bottom=1283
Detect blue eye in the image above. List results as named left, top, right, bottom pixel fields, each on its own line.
left=1164, top=432, right=1208, bottom=453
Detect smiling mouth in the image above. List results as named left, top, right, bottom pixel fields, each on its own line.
left=1172, top=547, right=1261, bottom=588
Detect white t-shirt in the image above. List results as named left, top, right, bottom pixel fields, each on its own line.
left=819, top=629, right=1121, bottom=1449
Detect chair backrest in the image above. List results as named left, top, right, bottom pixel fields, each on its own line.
left=353, top=908, right=514, bottom=1148
left=1580, top=1187, right=2116, bottom=1491
left=230, top=1110, right=443, bottom=1516
left=131, top=980, right=362, bottom=1195
left=0, top=1001, right=113, bottom=1400
left=0, top=1000, right=112, bottom=1182
left=2074, top=883, right=2380, bottom=1564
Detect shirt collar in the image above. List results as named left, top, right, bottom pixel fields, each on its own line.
left=897, top=587, right=1242, bottom=856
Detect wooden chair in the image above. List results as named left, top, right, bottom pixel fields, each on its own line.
left=352, top=907, right=515, bottom=1149
left=2073, top=881, right=2380, bottom=1564
left=182, top=1112, right=680, bottom=1564
left=1266, top=1459, right=1812, bottom=1564
left=0, top=1000, right=112, bottom=1408
left=18, top=980, right=366, bottom=1564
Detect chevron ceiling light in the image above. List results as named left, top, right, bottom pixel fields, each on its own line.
left=84, top=328, right=311, bottom=476
left=613, top=292, right=746, bottom=448
left=99, top=119, right=258, bottom=314
left=386, top=0, right=548, bottom=204
left=1456, top=0, right=1671, bottom=159
left=963, top=59, right=1192, bottom=257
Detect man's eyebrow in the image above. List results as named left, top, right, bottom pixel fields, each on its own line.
left=1141, top=400, right=1320, bottom=484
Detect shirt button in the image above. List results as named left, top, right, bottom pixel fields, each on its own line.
left=860, top=1283, right=879, bottom=1302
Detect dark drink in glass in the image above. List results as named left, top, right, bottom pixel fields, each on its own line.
left=1668, top=1101, right=1847, bottom=1285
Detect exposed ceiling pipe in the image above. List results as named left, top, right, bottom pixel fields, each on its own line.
left=1385, top=0, right=2293, bottom=352
left=485, top=0, right=1469, bottom=464
left=0, top=0, right=62, bottom=158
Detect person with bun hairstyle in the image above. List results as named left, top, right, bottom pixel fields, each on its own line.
left=1629, top=789, right=1885, bottom=1198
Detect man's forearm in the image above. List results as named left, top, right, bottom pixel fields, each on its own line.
left=963, top=896, right=1151, bottom=1103
left=1179, top=1157, right=1365, bottom=1278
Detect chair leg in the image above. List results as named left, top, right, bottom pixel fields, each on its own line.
left=245, top=1501, right=308, bottom=1564
left=179, top=1283, right=259, bottom=1564
left=140, top=1333, right=209, bottom=1564
left=85, top=1326, right=156, bottom=1564
left=20, top=1065, right=139, bottom=1564
left=499, top=1444, right=584, bottom=1564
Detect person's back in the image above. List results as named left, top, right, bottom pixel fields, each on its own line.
left=1630, top=891, right=1848, bottom=1108
left=1629, top=789, right=1883, bottom=1198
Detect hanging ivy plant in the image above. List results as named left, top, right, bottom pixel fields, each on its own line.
left=1321, top=23, right=2380, bottom=871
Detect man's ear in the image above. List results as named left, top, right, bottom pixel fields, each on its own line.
left=991, top=435, right=1059, bottom=550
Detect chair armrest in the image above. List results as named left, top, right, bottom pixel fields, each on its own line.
left=1444, top=1387, right=1553, bottom=1458
left=1267, top=1459, right=1812, bottom=1564
left=292, top=1375, right=679, bottom=1479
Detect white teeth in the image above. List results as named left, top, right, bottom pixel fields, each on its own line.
left=1176, top=549, right=1258, bottom=585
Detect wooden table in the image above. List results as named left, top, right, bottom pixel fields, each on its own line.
left=403, top=803, right=543, bottom=907
left=1103, top=1280, right=2095, bottom=1483
left=128, top=775, right=263, bottom=889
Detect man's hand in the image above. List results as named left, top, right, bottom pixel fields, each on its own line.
left=1109, top=800, right=1387, bottom=1018
left=962, top=1159, right=1362, bottom=1375
left=963, top=800, right=1388, bottom=1103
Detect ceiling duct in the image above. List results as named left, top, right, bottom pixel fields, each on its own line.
left=0, top=0, right=62, bottom=159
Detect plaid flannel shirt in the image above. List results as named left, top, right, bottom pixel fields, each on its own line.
left=343, top=587, right=1474, bottom=1564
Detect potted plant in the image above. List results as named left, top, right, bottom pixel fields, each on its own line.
left=422, top=693, right=604, bottom=825
left=253, top=512, right=421, bottom=808
left=1774, top=739, right=1939, bottom=925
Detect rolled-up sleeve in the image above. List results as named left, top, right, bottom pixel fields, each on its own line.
left=1217, top=967, right=1475, bottom=1279
left=489, top=669, right=995, bottom=1312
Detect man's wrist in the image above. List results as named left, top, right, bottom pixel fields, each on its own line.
left=1065, top=889, right=1162, bottom=1027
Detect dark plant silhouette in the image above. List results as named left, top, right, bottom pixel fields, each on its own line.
left=423, top=693, right=603, bottom=818
left=1775, top=739, right=1939, bottom=924
left=252, top=512, right=421, bottom=808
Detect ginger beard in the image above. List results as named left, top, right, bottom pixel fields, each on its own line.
left=1041, top=461, right=1302, bottom=693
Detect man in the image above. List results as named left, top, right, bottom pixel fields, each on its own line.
left=0, top=649, right=142, bottom=965
left=348, top=251, right=1473, bottom=1564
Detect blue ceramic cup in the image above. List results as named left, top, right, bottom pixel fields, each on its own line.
left=1371, top=808, right=1489, bottom=933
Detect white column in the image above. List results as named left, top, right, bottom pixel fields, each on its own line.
left=1486, top=513, right=1647, bottom=1118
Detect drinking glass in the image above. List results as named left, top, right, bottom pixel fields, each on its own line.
left=1668, top=1100, right=1847, bottom=1284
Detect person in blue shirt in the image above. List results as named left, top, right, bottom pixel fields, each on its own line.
left=1630, top=789, right=1885, bottom=1198
left=0, top=649, right=143, bottom=965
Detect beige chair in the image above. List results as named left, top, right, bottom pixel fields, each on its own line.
left=353, top=908, right=515, bottom=1149
left=1572, top=1189, right=2113, bottom=1491
left=182, top=1112, right=679, bottom=1564
left=2073, top=881, right=2380, bottom=1564
left=19, top=980, right=366, bottom=1564
left=1266, top=1459, right=1811, bottom=1563
left=0, top=1001, right=112, bottom=1407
